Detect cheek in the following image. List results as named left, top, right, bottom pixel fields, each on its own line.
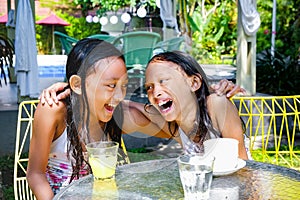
left=146, top=89, right=154, bottom=102
left=86, top=84, right=107, bottom=105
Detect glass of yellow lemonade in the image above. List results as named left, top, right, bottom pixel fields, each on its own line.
left=86, top=141, right=119, bottom=180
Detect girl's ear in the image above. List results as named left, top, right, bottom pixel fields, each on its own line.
left=190, top=75, right=202, bottom=92
left=69, top=75, right=82, bottom=95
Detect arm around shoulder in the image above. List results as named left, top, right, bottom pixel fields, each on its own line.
left=121, top=101, right=171, bottom=138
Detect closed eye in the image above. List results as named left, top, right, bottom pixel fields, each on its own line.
left=107, top=84, right=116, bottom=88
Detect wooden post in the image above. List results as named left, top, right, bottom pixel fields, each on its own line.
left=236, top=0, right=258, bottom=96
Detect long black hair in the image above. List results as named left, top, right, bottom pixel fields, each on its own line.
left=65, top=38, right=125, bottom=181
left=147, top=51, right=218, bottom=145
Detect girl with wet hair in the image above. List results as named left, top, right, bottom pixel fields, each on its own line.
left=27, top=38, right=130, bottom=199
left=144, top=51, right=248, bottom=158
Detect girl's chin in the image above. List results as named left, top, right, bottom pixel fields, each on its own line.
left=159, top=104, right=176, bottom=118
left=100, top=114, right=113, bottom=122
left=160, top=110, right=177, bottom=122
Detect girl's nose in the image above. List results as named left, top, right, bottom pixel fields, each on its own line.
left=153, top=85, right=162, bottom=98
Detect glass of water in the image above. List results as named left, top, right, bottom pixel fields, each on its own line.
left=177, top=154, right=215, bottom=200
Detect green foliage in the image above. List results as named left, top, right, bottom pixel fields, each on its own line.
left=73, top=0, right=158, bottom=16
left=35, top=12, right=101, bottom=54
left=3, top=186, right=14, bottom=200
left=0, top=155, right=14, bottom=170
left=251, top=145, right=300, bottom=170
left=256, top=49, right=300, bottom=95
left=74, top=0, right=131, bottom=14
left=0, top=155, right=14, bottom=199
left=128, top=147, right=152, bottom=153
left=127, top=148, right=165, bottom=163
left=256, top=0, right=300, bottom=56
left=189, top=0, right=237, bottom=63
left=58, top=12, right=101, bottom=39
left=0, top=24, right=7, bottom=36
left=32, top=0, right=300, bottom=66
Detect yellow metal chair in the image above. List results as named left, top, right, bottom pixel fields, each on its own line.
left=231, top=95, right=300, bottom=170
left=13, top=100, right=129, bottom=199
left=118, top=139, right=130, bottom=165
left=14, top=100, right=38, bottom=200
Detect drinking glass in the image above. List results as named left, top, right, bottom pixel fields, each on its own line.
left=92, top=178, right=119, bottom=199
left=86, top=141, right=119, bottom=180
left=177, top=154, right=215, bottom=200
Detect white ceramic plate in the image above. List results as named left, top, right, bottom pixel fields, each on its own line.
left=213, top=158, right=246, bottom=176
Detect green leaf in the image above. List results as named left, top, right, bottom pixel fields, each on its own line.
left=187, top=15, right=201, bottom=32
left=213, top=26, right=224, bottom=41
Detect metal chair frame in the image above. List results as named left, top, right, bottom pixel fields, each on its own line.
left=113, top=31, right=161, bottom=96
left=54, top=31, right=78, bottom=55
left=14, top=100, right=38, bottom=200
left=87, top=34, right=116, bottom=43
left=13, top=100, right=129, bottom=199
left=231, top=95, right=300, bottom=170
left=154, top=36, right=185, bottom=52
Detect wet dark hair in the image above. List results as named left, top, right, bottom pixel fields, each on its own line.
left=147, top=51, right=217, bottom=145
left=65, top=38, right=125, bottom=181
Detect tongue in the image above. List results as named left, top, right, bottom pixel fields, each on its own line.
left=105, top=105, right=114, bottom=112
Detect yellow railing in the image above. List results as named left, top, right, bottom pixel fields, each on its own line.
left=231, top=95, right=300, bottom=170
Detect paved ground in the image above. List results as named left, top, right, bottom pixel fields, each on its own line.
left=0, top=83, right=19, bottom=156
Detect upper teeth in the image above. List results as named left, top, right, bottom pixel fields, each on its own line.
left=108, top=104, right=115, bottom=108
left=158, top=100, right=168, bottom=106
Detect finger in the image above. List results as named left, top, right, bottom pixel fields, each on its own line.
left=49, top=89, right=59, bottom=104
left=226, top=84, right=248, bottom=98
left=39, top=90, right=46, bottom=105
left=57, top=88, right=71, bottom=100
left=216, top=80, right=229, bottom=95
left=56, top=92, right=67, bottom=101
left=240, top=87, right=247, bottom=94
left=210, top=83, right=218, bottom=90
left=224, top=80, right=234, bottom=90
left=44, top=89, right=54, bottom=106
left=226, top=85, right=240, bottom=98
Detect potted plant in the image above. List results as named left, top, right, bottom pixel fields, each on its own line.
left=0, top=34, right=15, bottom=86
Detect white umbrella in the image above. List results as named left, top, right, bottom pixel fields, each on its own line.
left=15, top=0, right=39, bottom=98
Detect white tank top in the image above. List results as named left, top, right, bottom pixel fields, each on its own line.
left=179, top=127, right=220, bottom=154
left=46, top=129, right=89, bottom=195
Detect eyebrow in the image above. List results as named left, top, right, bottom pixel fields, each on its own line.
left=102, top=77, right=128, bottom=82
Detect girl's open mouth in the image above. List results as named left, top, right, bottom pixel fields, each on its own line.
left=104, top=104, right=115, bottom=113
left=158, top=99, right=173, bottom=113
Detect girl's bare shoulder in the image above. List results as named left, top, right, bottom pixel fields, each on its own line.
left=207, top=93, right=229, bottom=108
left=35, top=101, right=67, bottom=118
